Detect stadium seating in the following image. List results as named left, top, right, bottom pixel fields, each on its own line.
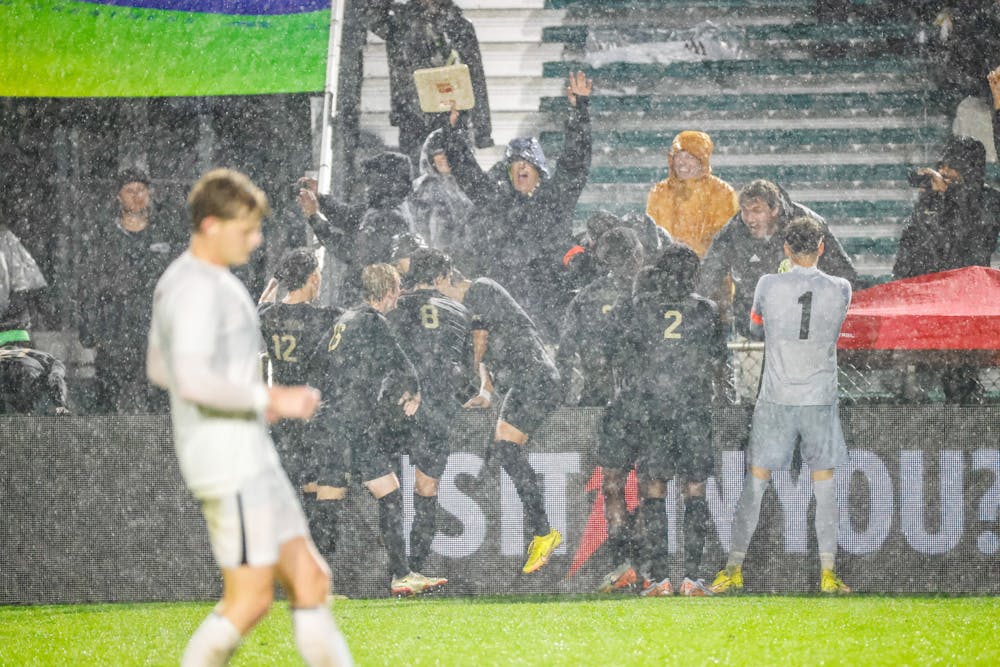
left=359, top=0, right=998, bottom=284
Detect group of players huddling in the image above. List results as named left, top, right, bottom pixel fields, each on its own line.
left=147, top=166, right=852, bottom=667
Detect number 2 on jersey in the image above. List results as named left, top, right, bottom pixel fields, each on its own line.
left=797, top=291, right=813, bottom=339
left=662, top=310, right=682, bottom=339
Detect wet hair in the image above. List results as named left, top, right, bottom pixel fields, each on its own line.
left=408, top=247, right=453, bottom=286
left=784, top=217, right=824, bottom=255
left=117, top=168, right=150, bottom=190
left=390, top=232, right=428, bottom=263
left=274, top=248, right=318, bottom=291
left=738, top=179, right=782, bottom=210
left=637, top=242, right=701, bottom=300
left=595, top=227, right=644, bottom=276
left=361, top=263, right=401, bottom=302
left=187, top=168, right=269, bottom=231
left=585, top=210, right=621, bottom=245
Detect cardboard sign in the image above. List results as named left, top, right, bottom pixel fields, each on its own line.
left=413, top=63, right=475, bottom=113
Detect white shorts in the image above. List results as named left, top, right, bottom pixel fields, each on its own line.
left=199, top=466, right=309, bottom=569
left=748, top=400, right=848, bottom=472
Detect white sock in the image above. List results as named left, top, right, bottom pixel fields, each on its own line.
left=293, top=606, right=354, bottom=667
left=181, top=613, right=241, bottom=667
left=814, top=476, right=838, bottom=571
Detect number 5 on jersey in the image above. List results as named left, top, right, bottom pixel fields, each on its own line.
left=327, top=323, right=347, bottom=351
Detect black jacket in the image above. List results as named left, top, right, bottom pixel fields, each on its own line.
left=893, top=136, right=1000, bottom=278
left=443, top=100, right=592, bottom=325
left=365, top=0, right=492, bottom=149
left=698, top=185, right=857, bottom=336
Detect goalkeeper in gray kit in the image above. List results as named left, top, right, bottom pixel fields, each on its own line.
left=711, top=216, right=852, bottom=595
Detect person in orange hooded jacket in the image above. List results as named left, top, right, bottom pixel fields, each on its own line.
left=645, top=130, right=738, bottom=258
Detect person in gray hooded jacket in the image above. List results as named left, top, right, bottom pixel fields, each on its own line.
left=441, top=71, right=593, bottom=338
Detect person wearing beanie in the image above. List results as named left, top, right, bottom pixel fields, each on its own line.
left=645, top=130, right=738, bottom=258
left=79, top=167, right=181, bottom=413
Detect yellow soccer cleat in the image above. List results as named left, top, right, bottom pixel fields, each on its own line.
left=522, top=528, right=562, bottom=573
left=820, top=569, right=852, bottom=595
left=710, top=565, right=743, bottom=594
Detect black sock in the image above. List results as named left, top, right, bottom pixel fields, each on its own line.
left=683, top=495, right=710, bottom=581
left=606, top=527, right=630, bottom=567
left=305, top=497, right=341, bottom=563
left=377, top=489, right=410, bottom=579
left=494, top=439, right=550, bottom=537
left=409, top=494, right=438, bottom=573
left=640, top=498, right=670, bottom=582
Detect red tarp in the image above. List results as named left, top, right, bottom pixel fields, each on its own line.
left=838, top=266, right=1000, bottom=350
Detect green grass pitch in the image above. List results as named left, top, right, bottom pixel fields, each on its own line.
left=2, top=595, right=998, bottom=665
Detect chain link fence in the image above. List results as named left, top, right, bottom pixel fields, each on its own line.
left=727, top=342, right=1000, bottom=404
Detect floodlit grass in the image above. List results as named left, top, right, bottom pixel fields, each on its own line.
left=1, top=595, right=998, bottom=666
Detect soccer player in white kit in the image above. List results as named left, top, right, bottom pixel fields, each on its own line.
left=147, top=169, right=352, bottom=666
left=711, top=216, right=853, bottom=595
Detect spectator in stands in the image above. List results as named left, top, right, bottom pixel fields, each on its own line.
left=0, top=224, right=47, bottom=333
left=699, top=179, right=857, bottom=337
left=79, top=169, right=179, bottom=413
left=0, top=329, right=69, bottom=415
left=645, top=130, right=739, bottom=258
left=365, top=0, right=493, bottom=163
left=442, top=71, right=593, bottom=338
left=931, top=0, right=1000, bottom=161
left=296, top=151, right=415, bottom=301
left=892, top=135, right=1000, bottom=403
left=557, top=227, right=644, bottom=407
left=411, top=129, right=474, bottom=254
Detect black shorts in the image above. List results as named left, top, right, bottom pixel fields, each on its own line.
left=498, top=369, right=561, bottom=437
left=291, top=420, right=350, bottom=488
left=378, top=396, right=455, bottom=479
left=599, top=395, right=714, bottom=483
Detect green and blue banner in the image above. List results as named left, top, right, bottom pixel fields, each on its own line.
left=0, top=0, right=330, bottom=97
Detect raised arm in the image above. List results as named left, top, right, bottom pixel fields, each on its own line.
left=550, top=71, right=593, bottom=203
left=444, top=108, right=494, bottom=206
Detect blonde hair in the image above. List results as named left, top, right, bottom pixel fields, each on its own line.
left=188, top=168, right=270, bottom=231
left=361, top=263, right=401, bottom=302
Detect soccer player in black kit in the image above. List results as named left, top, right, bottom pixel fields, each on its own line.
left=385, top=248, right=471, bottom=573
left=557, top=227, right=644, bottom=406
left=308, top=263, right=447, bottom=596
left=413, top=249, right=563, bottom=574
left=258, top=248, right=343, bottom=566
left=598, top=243, right=727, bottom=597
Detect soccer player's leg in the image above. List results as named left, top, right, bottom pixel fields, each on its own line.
left=300, top=421, right=350, bottom=573
left=495, top=375, right=563, bottom=573
left=269, top=470, right=353, bottom=666
left=596, top=397, right=640, bottom=592
left=802, top=405, right=851, bottom=594
left=637, top=476, right=673, bottom=597
left=408, top=405, right=452, bottom=575
left=677, top=405, right=715, bottom=597
left=184, top=469, right=293, bottom=666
